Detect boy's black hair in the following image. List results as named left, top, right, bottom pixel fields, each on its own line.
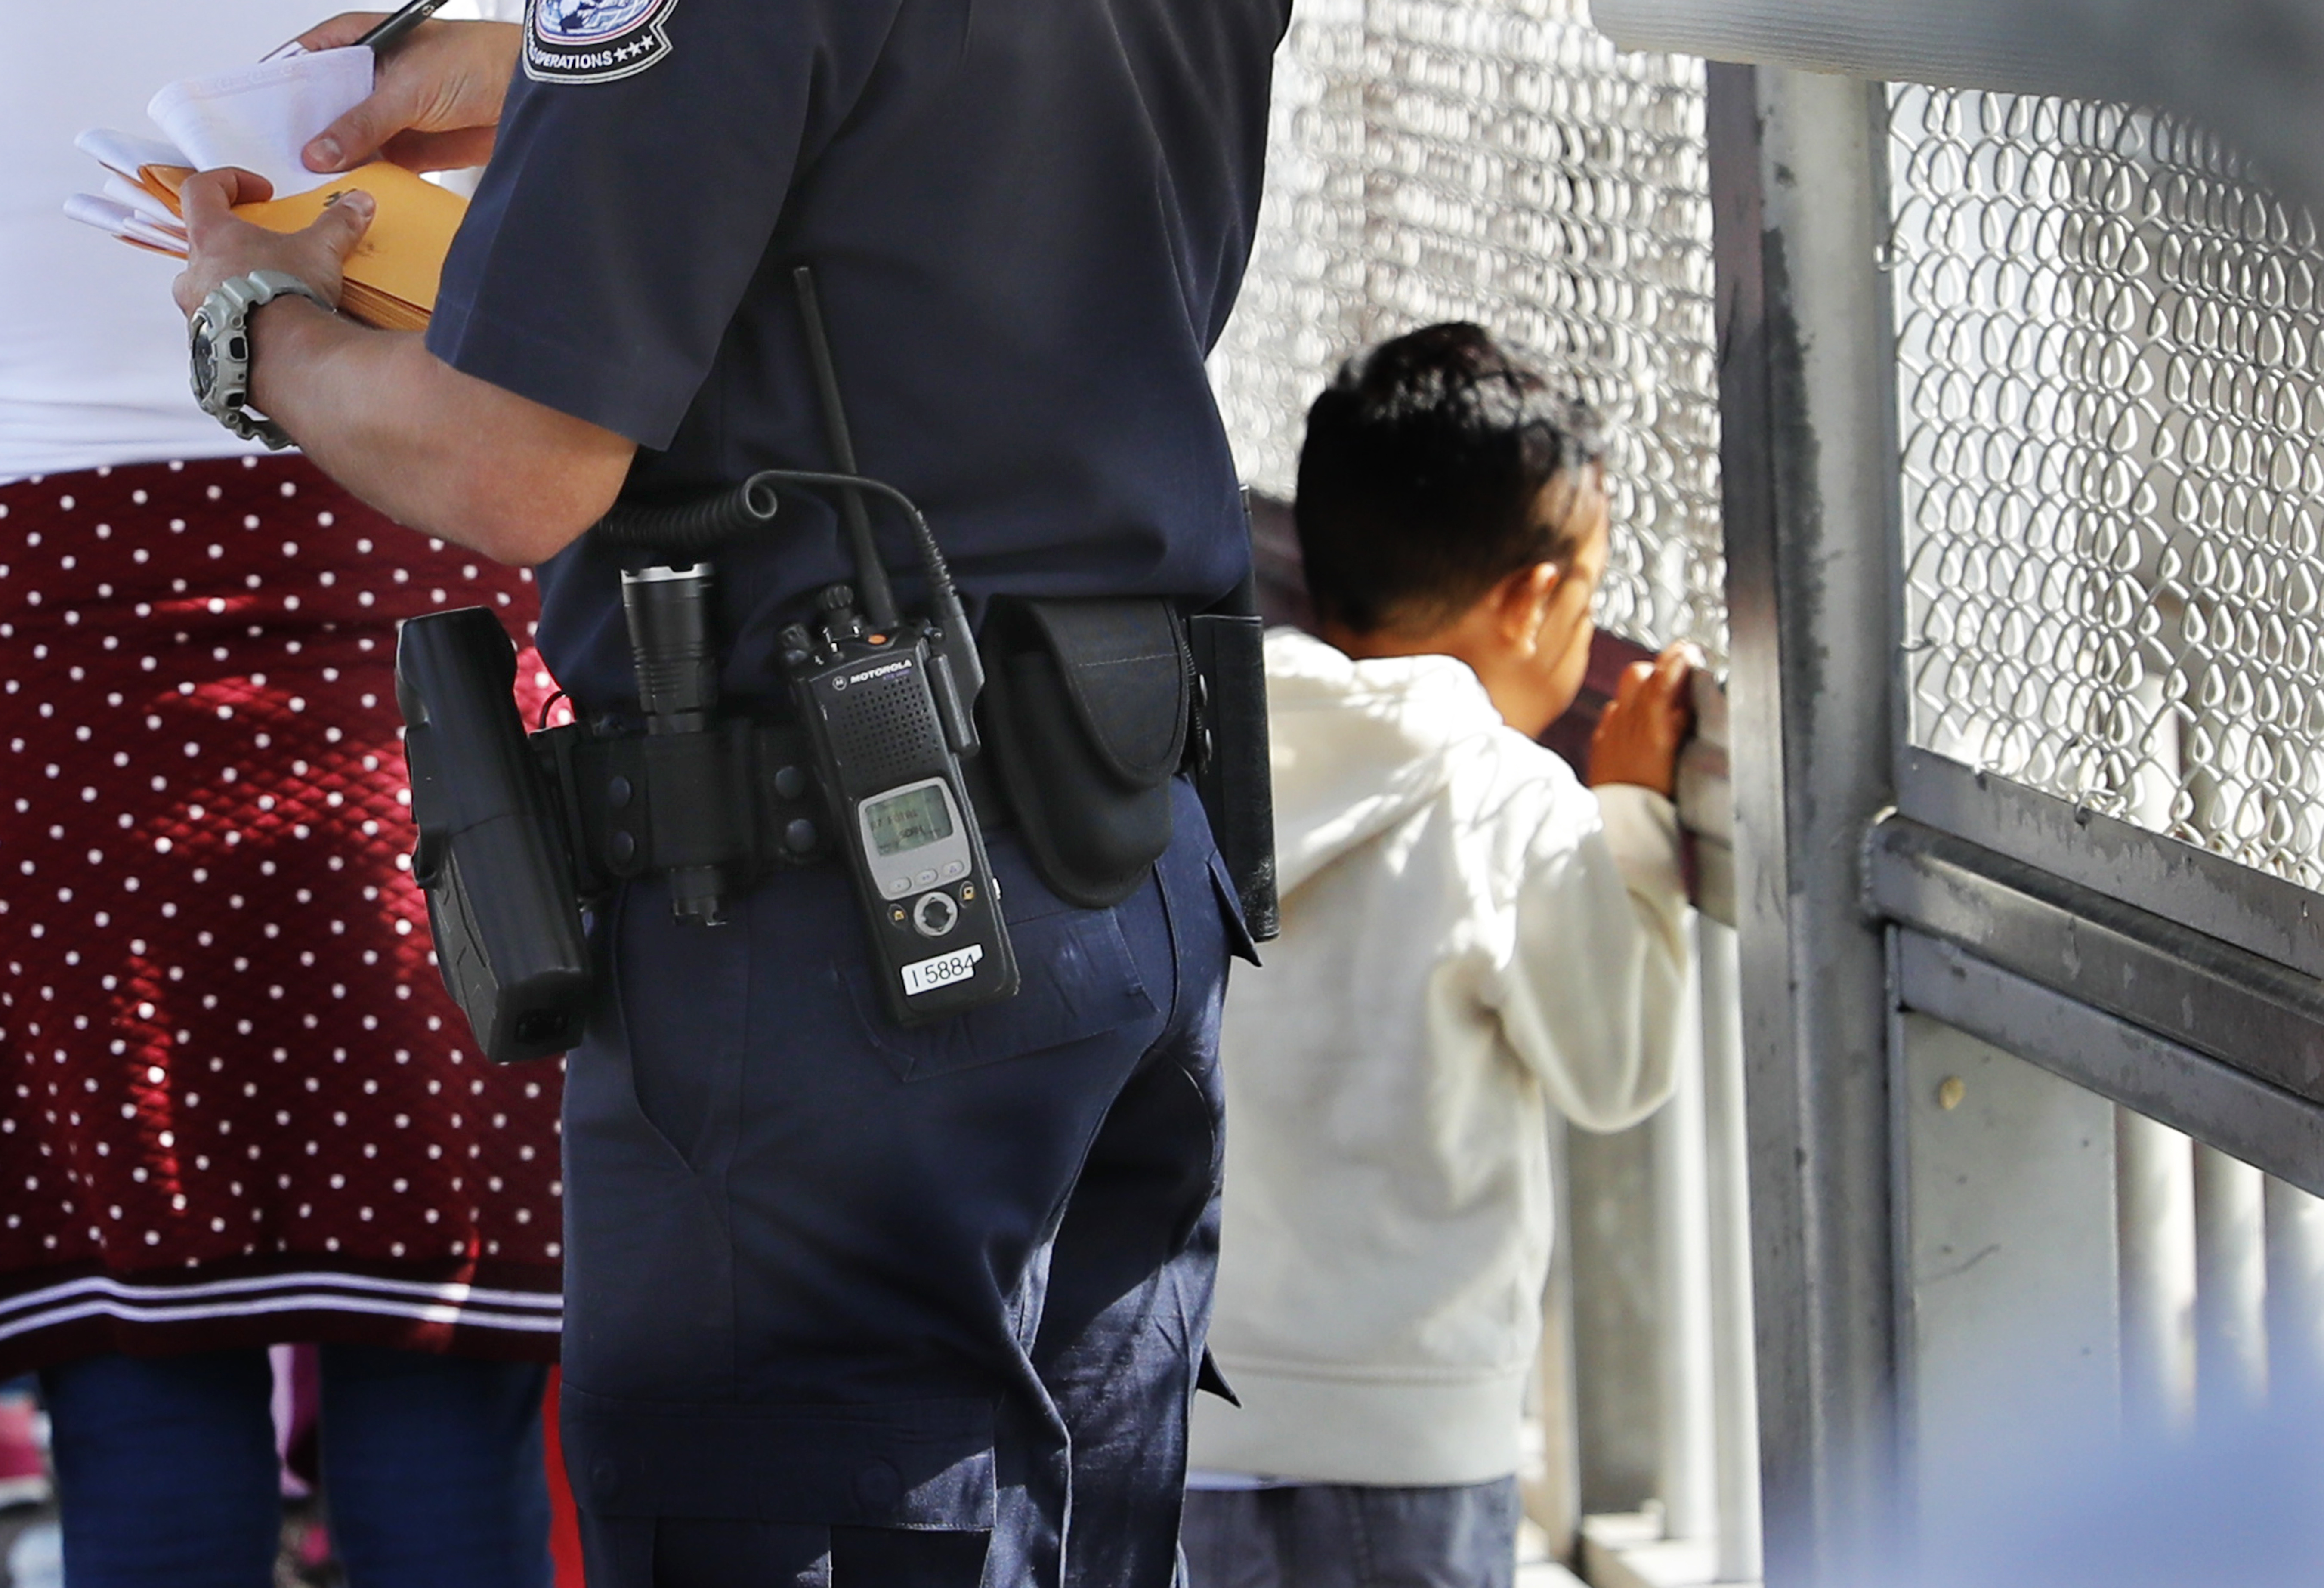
left=1294, top=322, right=1605, bottom=634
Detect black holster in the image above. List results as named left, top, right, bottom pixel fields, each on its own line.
left=397, top=607, right=594, bottom=1065
left=1187, top=575, right=1280, bottom=942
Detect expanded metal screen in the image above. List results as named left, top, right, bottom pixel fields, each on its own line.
left=1892, top=87, right=2324, bottom=888
left=1210, top=0, right=1727, bottom=663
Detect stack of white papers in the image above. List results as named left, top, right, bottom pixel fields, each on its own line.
left=66, top=47, right=373, bottom=258
left=66, top=131, right=189, bottom=253
left=148, top=47, right=372, bottom=197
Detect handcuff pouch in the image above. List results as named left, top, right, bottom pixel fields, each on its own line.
left=976, top=596, right=1191, bottom=909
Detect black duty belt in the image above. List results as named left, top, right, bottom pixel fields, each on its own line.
left=524, top=588, right=1273, bottom=933
left=533, top=714, right=1009, bottom=902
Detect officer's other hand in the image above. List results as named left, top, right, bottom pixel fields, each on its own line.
left=298, top=15, right=522, bottom=175
left=1586, top=643, right=1700, bottom=800
left=171, top=170, right=374, bottom=318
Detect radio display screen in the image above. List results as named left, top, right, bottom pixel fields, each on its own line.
left=865, top=782, right=955, bottom=858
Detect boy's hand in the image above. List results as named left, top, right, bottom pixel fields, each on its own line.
left=1588, top=643, right=1700, bottom=799
left=298, top=15, right=522, bottom=174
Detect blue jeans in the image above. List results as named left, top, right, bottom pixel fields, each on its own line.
left=1180, top=1478, right=1521, bottom=1588
left=39, top=1344, right=552, bottom=1588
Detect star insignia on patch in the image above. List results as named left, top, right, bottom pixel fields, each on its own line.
left=523, top=0, right=678, bottom=84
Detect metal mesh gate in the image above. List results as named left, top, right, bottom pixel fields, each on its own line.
left=1882, top=72, right=2324, bottom=1508
left=1210, top=0, right=1728, bottom=663
left=1891, top=86, right=2324, bottom=888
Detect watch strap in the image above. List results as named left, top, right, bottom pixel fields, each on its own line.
left=231, top=269, right=331, bottom=317
left=194, top=271, right=331, bottom=449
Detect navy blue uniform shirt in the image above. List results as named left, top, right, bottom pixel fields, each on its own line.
left=428, top=0, right=1291, bottom=707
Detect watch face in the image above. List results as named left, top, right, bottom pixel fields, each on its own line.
left=189, top=313, right=218, bottom=401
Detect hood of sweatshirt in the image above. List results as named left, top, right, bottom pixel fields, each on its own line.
left=1264, top=627, right=1516, bottom=896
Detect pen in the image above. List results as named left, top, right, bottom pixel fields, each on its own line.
left=354, top=0, right=455, bottom=56
left=261, top=0, right=453, bottom=63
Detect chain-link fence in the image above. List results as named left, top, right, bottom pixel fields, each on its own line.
left=1210, top=0, right=1727, bottom=663
left=1892, top=86, right=2324, bottom=888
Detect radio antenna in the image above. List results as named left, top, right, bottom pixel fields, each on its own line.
left=791, top=266, right=902, bottom=632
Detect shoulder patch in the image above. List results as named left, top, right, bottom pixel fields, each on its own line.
left=524, top=0, right=678, bottom=84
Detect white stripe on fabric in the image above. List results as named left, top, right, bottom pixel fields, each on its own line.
left=0, top=1291, right=562, bottom=1346
left=0, top=1270, right=561, bottom=1323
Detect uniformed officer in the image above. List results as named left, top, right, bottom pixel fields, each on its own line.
left=168, top=0, right=1289, bottom=1581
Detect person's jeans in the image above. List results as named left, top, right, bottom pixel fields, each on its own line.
left=1180, top=1478, right=1521, bottom=1588
left=39, top=1343, right=553, bottom=1588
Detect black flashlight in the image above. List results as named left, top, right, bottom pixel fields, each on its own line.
left=621, top=563, right=728, bottom=924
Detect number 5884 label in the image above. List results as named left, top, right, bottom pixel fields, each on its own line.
left=902, top=942, right=985, bottom=997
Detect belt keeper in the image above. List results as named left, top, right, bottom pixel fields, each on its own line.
left=550, top=720, right=833, bottom=897
left=643, top=731, right=752, bottom=870
left=747, top=730, right=831, bottom=858
left=594, top=736, right=655, bottom=881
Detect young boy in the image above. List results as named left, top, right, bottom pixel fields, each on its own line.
left=1184, top=323, right=1696, bottom=1587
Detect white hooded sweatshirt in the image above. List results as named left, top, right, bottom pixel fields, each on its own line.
left=1189, top=628, right=1689, bottom=1487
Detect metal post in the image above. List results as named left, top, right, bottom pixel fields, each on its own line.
left=2193, top=1143, right=2268, bottom=1417
left=1569, top=1121, right=1665, bottom=1516
left=1653, top=959, right=1717, bottom=1543
left=1528, top=1117, right=1585, bottom=1563
left=2263, top=1175, right=2324, bottom=1396
left=1708, top=62, right=1901, bottom=1587
left=1698, top=917, right=1765, bottom=1582
left=2116, top=1109, right=2197, bottom=1437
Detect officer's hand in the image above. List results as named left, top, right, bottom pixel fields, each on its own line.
left=297, top=15, right=522, bottom=175
left=171, top=169, right=374, bottom=317
left=1587, top=643, right=1700, bottom=799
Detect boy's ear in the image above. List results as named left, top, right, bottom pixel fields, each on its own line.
left=1493, top=561, right=1564, bottom=653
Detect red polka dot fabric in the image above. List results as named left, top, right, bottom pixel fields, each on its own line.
left=0, top=456, right=566, bottom=1374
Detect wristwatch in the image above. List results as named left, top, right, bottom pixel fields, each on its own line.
left=189, top=270, right=332, bottom=449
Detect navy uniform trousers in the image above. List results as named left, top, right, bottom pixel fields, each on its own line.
left=562, top=778, right=1240, bottom=1588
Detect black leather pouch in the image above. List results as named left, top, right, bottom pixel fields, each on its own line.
left=977, top=596, right=1191, bottom=909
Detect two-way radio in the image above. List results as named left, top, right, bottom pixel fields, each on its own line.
left=613, top=268, right=1018, bottom=1024
left=777, top=580, right=1017, bottom=1022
